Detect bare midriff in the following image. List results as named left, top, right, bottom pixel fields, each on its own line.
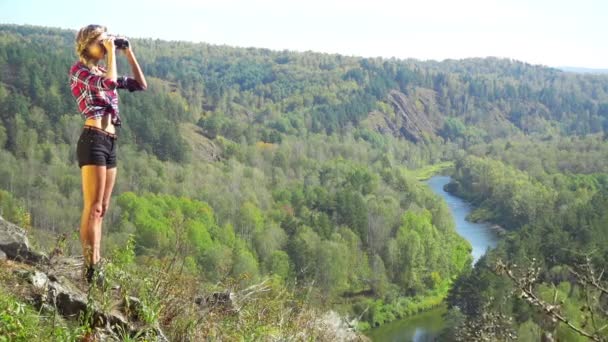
left=84, top=114, right=116, bottom=134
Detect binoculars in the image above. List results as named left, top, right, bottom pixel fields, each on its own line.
left=99, top=35, right=129, bottom=49
left=114, top=38, right=129, bottom=49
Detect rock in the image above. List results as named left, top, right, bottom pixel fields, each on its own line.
left=0, top=217, right=170, bottom=340
left=30, top=270, right=49, bottom=288
left=361, top=89, right=444, bottom=144
left=118, top=295, right=145, bottom=321
left=195, top=291, right=235, bottom=307
left=181, top=122, right=222, bottom=162
left=20, top=267, right=168, bottom=341
left=0, top=216, right=47, bottom=264
left=26, top=269, right=100, bottom=323
left=314, top=310, right=371, bottom=341
left=387, top=89, right=441, bottom=143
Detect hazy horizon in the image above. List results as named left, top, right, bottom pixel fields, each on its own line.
left=1, top=0, right=607, bottom=70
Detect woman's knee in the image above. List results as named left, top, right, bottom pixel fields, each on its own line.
left=86, top=202, right=104, bottom=219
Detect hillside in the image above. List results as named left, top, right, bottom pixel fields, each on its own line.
left=0, top=214, right=367, bottom=340
left=2, top=23, right=608, bottom=161
left=0, top=23, right=475, bottom=338
left=1, top=23, right=608, bottom=340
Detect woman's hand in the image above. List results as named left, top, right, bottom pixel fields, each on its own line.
left=102, top=37, right=116, bottom=55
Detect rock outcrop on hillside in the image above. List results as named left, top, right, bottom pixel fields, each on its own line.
left=0, top=214, right=47, bottom=264
left=0, top=215, right=168, bottom=341
left=362, top=88, right=444, bottom=143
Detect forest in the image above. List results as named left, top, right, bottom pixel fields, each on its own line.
left=0, top=23, right=607, bottom=340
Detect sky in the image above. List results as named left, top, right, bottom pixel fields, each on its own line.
left=1, top=0, right=606, bottom=69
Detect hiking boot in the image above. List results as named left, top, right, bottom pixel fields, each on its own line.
left=84, top=263, right=106, bottom=288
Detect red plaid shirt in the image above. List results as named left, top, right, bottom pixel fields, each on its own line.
left=69, top=60, right=144, bottom=127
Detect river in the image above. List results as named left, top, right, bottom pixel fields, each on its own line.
left=364, top=175, right=500, bottom=341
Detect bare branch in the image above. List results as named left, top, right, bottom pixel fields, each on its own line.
left=495, top=258, right=605, bottom=342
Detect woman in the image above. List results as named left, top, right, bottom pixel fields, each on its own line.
left=69, top=24, right=147, bottom=285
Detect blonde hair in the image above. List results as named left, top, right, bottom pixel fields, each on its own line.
left=75, top=24, right=107, bottom=68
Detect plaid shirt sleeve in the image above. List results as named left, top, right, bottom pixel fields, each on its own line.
left=117, top=75, right=145, bottom=92
left=71, top=67, right=118, bottom=91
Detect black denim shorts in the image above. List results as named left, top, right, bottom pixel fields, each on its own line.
left=76, top=126, right=118, bottom=169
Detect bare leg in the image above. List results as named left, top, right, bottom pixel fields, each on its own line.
left=80, top=165, right=106, bottom=266
left=94, top=166, right=117, bottom=263
left=79, top=205, right=92, bottom=265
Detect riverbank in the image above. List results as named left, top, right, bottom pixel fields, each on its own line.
left=412, top=161, right=455, bottom=181
left=357, top=277, right=453, bottom=332
left=353, top=164, right=461, bottom=335
left=364, top=304, right=448, bottom=341
left=362, top=173, right=502, bottom=340
left=442, top=180, right=509, bottom=237
left=352, top=164, right=462, bottom=336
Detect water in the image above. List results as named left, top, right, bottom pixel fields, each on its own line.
left=364, top=175, right=500, bottom=341
left=426, top=175, right=500, bottom=264
left=364, top=305, right=447, bottom=342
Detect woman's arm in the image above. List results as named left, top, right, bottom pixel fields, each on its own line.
left=124, top=46, right=147, bottom=90
left=103, top=37, right=117, bottom=83
left=71, top=67, right=117, bottom=91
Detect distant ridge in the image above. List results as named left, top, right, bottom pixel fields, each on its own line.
left=559, top=66, right=608, bottom=74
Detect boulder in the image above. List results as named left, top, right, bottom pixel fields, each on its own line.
left=23, top=268, right=168, bottom=341
left=0, top=216, right=47, bottom=264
